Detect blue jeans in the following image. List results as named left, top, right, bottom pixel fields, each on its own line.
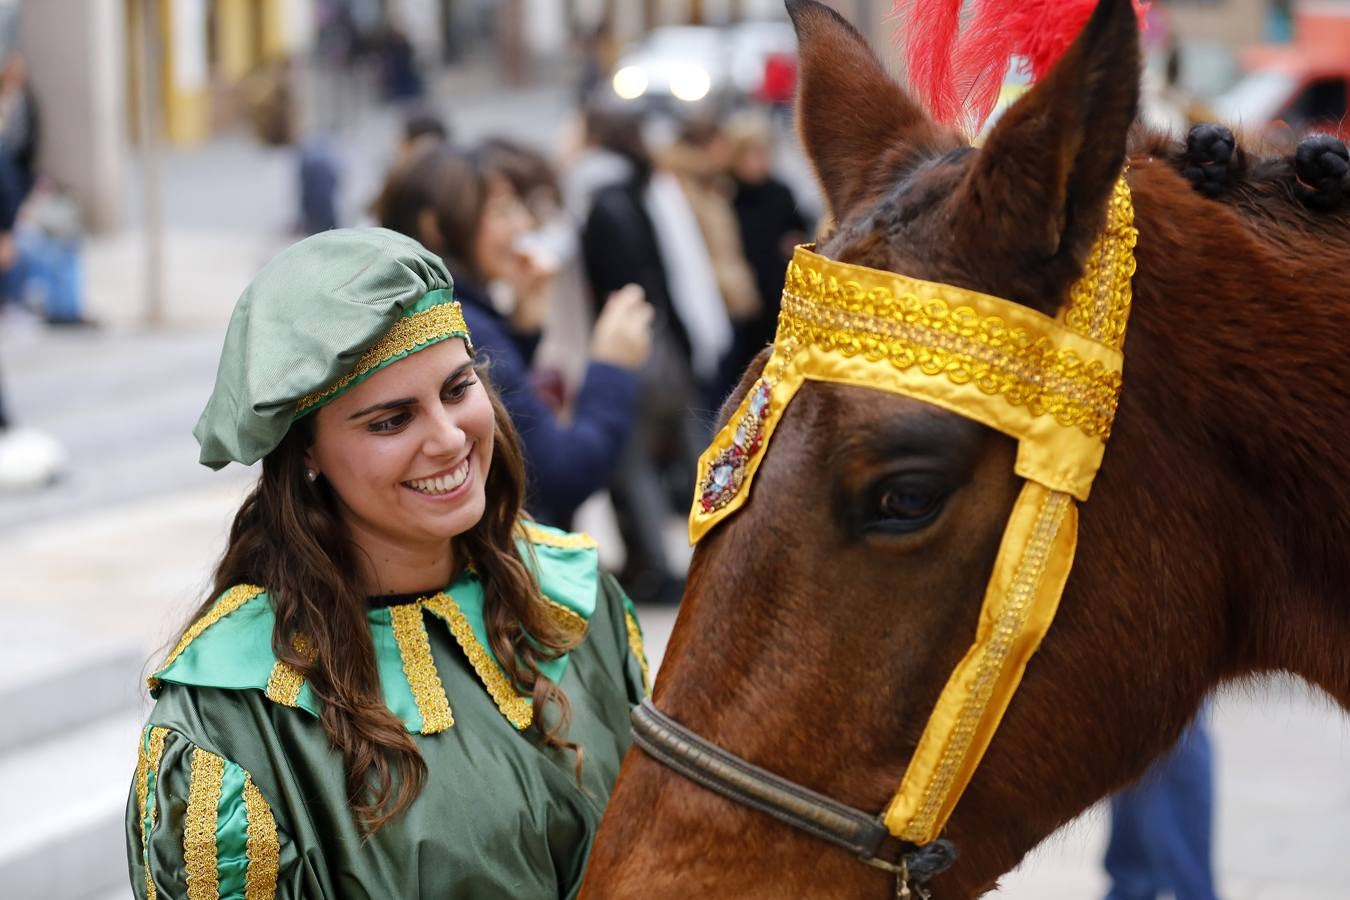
left=2, top=229, right=84, bottom=321
left=1104, top=720, right=1218, bottom=900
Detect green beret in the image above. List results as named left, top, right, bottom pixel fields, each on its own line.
left=193, top=228, right=471, bottom=469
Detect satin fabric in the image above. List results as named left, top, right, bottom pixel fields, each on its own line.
left=126, top=574, right=645, bottom=899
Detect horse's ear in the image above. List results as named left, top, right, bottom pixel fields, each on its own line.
left=959, top=0, right=1140, bottom=265
left=787, top=0, right=942, bottom=220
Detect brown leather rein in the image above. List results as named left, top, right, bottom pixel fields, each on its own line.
left=631, top=700, right=958, bottom=898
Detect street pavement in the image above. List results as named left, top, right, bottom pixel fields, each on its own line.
left=2, top=64, right=1348, bottom=900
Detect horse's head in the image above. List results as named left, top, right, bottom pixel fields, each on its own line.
left=586, top=1, right=1280, bottom=896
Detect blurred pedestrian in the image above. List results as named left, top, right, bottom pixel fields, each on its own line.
left=0, top=52, right=38, bottom=205
left=128, top=228, right=648, bottom=898
left=726, top=111, right=808, bottom=373
left=400, top=111, right=450, bottom=163
left=379, top=145, right=653, bottom=529
left=0, top=51, right=38, bottom=305
left=574, top=16, right=617, bottom=105
left=297, top=134, right=342, bottom=235
left=379, top=24, right=425, bottom=103
left=1104, top=718, right=1220, bottom=900
left=477, top=136, right=589, bottom=401
left=578, top=108, right=720, bottom=603
left=6, top=177, right=93, bottom=325
left=660, top=117, right=758, bottom=403
left=368, top=113, right=451, bottom=230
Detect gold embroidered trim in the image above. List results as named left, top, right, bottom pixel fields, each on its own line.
left=185, top=748, right=224, bottom=900
left=779, top=262, right=1121, bottom=439
left=624, top=609, right=651, bottom=696
left=389, top=602, right=455, bottom=734
left=1062, top=177, right=1137, bottom=350
left=151, top=585, right=265, bottom=690
left=137, top=726, right=170, bottom=900
left=908, top=490, right=1071, bottom=838
left=295, top=302, right=470, bottom=413
left=243, top=774, right=279, bottom=900
left=522, top=522, right=598, bottom=549
left=424, top=593, right=533, bottom=729
left=542, top=596, right=588, bottom=640
left=264, top=634, right=314, bottom=707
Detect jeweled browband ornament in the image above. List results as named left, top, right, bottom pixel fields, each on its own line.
left=689, top=176, right=1137, bottom=845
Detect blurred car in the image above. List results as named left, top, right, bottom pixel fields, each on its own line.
left=1213, top=64, right=1349, bottom=141
left=607, top=21, right=798, bottom=116
left=1212, top=7, right=1350, bottom=141
left=728, top=20, right=798, bottom=105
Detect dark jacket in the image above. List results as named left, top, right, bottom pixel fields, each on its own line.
left=455, top=274, right=638, bottom=526
left=732, top=176, right=807, bottom=359
left=581, top=179, right=691, bottom=363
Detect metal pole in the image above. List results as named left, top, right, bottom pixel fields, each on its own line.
left=133, top=0, right=166, bottom=327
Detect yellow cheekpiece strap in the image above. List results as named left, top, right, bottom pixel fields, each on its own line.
left=690, top=178, right=1136, bottom=845
left=883, top=481, right=1077, bottom=841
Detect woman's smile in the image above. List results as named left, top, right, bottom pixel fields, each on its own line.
left=403, top=453, right=474, bottom=498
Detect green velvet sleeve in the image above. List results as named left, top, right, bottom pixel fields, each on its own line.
left=126, top=724, right=297, bottom=900
left=603, top=573, right=650, bottom=704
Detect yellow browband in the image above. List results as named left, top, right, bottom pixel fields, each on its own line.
left=689, top=177, right=1136, bottom=844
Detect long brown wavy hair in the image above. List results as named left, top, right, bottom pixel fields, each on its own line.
left=178, top=368, right=579, bottom=833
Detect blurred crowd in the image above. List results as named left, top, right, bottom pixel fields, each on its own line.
left=361, top=101, right=810, bottom=604
left=0, top=5, right=816, bottom=608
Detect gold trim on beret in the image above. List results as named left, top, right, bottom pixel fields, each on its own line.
left=295, top=298, right=471, bottom=415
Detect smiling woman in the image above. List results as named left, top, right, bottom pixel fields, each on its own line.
left=125, top=228, right=649, bottom=900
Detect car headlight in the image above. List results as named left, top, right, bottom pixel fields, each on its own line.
left=670, top=65, right=711, bottom=102
left=612, top=66, right=648, bottom=100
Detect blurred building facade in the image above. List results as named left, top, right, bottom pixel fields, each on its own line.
left=14, top=0, right=312, bottom=233
left=5, top=0, right=1298, bottom=236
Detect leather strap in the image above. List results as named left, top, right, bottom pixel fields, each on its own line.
left=632, top=699, right=899, bottom=862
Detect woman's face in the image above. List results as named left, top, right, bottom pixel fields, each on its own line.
left=307, top=337, right=494, bottom=555
left=472, top=175, right=531, bottom=283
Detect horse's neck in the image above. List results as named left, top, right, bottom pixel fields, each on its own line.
left=1122, top=162, right=1350, bottom=706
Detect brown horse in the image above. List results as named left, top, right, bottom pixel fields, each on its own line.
left=581, top=0, right=1350, bottom=896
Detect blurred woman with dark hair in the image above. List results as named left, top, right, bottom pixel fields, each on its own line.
left=378, top=145, right=652, bottom=529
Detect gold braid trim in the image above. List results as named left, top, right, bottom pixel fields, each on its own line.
left=542, top=596, right=588, bottom=641
left=264, top=633, right=315, bottom=707
left=185, top=748, right=224, bottom=900
left=624, top=609, right=651, bottom=696
left=137, top=726, right=170, bottom=900
left=389, top=602, right=455, bottom=734
left=521, top=523, right=598, bottom=549
left=150, top=585, right=265, bottom=690
left=907, top=489, right=1071, bottom=839
left=242, top=774, right=280, bottom=900
left=1062, top=177, right=1137, bottom=351
left=780, top=253, right=1122, bottom=440
left=295, top=302, right=470, bottom=413
left=423, top=593, right=533, bottom=729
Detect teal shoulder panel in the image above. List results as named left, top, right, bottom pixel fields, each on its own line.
left=151, top=586, right=320, bottom=719
left=517, top=522, right=600, bottom=622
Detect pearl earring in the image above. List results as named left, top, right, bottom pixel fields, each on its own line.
left=306, top=469, right=318, bottom=483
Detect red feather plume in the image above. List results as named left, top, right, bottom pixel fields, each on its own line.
left=897, top=0, right=1148, bottom=135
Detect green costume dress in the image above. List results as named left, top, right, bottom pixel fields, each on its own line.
left=125, top=523, right=649, bottom=900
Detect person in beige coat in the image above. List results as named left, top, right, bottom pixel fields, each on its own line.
left=661, top=118, right=761, bottom=400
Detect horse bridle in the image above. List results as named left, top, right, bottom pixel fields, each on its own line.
left=629, top=178, right=1138, bottom=897
left=631, top=700, right=957, bottom=898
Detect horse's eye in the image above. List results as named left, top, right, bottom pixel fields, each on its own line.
left=871, top=479, right=948, bottom=532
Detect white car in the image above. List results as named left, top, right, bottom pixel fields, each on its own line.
left=608, top=22, right=797, bottom=114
